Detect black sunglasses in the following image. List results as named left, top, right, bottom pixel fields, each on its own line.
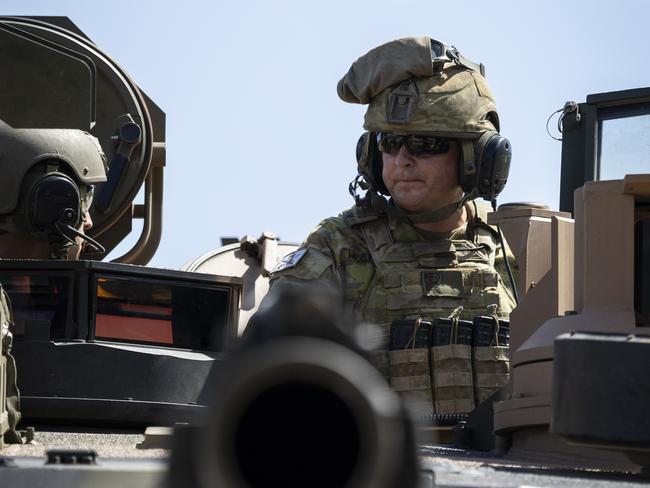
left=376, top=132, right=451, bottom=157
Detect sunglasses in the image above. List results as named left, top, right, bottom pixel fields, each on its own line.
left=376, top=132, right=451, bottom=157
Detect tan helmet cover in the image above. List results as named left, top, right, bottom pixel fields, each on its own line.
left=337, top=36, right=499, bottom=138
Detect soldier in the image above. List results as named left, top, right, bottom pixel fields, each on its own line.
left=269, top=37, right=516, bottom=414
left=0, top=281, right=20, bottom=444
left=0, top=119, right=107, bottom=260
left=0, top=118, right=107, bottom=442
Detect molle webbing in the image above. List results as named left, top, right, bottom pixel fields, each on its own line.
left=351, top=213, right=512, bottom=414
left=388, top=314, right=510, bottom=415
left=389, top=317, right=434, bottom=415
left=472, top=313, right=510, bottom=403
left=430, top=316, right=474, bottom=414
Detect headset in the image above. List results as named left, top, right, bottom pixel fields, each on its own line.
left=353, top=129, right=519, bottom=304
left=17, top=161, right=105, bottom=258
left=355, top=130, right=512, bottom=203
left=29, top=172, right=82, bottom=240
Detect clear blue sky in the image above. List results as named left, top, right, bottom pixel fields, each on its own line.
left=4, top=1, right=650, bottom=268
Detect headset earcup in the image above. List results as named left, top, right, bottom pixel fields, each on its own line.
left=478, top=133, right=511, bottom=201
left=29, top=173, right=81, bottom=235
left=486, top=135, right=511, bottom=199
left=469, top=132, right=512, bottom=201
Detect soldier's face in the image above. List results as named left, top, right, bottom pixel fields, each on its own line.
left=0, top=211, right=93, bottom=260
left=382, top=141, right=461, bottom=213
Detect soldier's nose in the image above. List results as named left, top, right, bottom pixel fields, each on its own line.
left=394, top=146, right=414, bottom=167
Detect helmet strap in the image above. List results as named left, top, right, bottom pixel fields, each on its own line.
left=406, top=192, right=473, bottom=224
left=459, top=139, right=477, bottom=192
left=366, top=190, right=475, bottom=224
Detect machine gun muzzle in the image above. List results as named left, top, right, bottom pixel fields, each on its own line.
left=166, top=284, right=419, bottom=488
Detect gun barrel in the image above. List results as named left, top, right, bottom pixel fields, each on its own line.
left=171, top=336, right=418, bottom=488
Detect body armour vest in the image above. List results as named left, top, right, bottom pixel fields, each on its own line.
left=269, top=201, right=515, bottom=414
left=340, top=201, right=516, bottom=380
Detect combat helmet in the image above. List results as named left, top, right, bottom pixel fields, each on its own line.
left=0, top=118, right=107, bottom=258
left=339, top=36, right=511, bottom=215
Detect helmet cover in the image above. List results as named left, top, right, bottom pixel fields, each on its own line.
left=338, top=36, right=499, bottom=138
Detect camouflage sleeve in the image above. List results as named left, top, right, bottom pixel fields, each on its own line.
left=269, top=216, right=347, bottom=295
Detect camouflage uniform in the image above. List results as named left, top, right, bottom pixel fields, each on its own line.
left=270, top=200, right=515, bottom=375
left=1, top=283, right=21, bottom=444
left=0, top=107, right=108, bottom=446
left=269, top=37, right=515, bottom=414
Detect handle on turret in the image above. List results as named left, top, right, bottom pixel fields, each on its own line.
left=95, top=115, right=141, bottom=213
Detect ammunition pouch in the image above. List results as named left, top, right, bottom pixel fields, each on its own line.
left=388, top=314, right=510, bottom=415
left=472, top=315, right=510, bottom=404
left=430, top=318, right=474, bottom=414
left=389, top=318, right=433, bottom=415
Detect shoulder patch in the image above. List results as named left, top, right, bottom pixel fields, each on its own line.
left=270, top=248, right=334, bottom=280
left=272, top=249, right=307, bottom=273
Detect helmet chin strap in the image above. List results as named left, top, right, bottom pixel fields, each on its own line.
left=369, top=190, right=476, bottom=224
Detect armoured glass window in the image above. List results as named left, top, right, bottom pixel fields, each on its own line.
left=598, top=105, right=650, bottom=181
left=0, top=273, right=71, bottom=340
left=92, top=275, right=232, bottom=351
